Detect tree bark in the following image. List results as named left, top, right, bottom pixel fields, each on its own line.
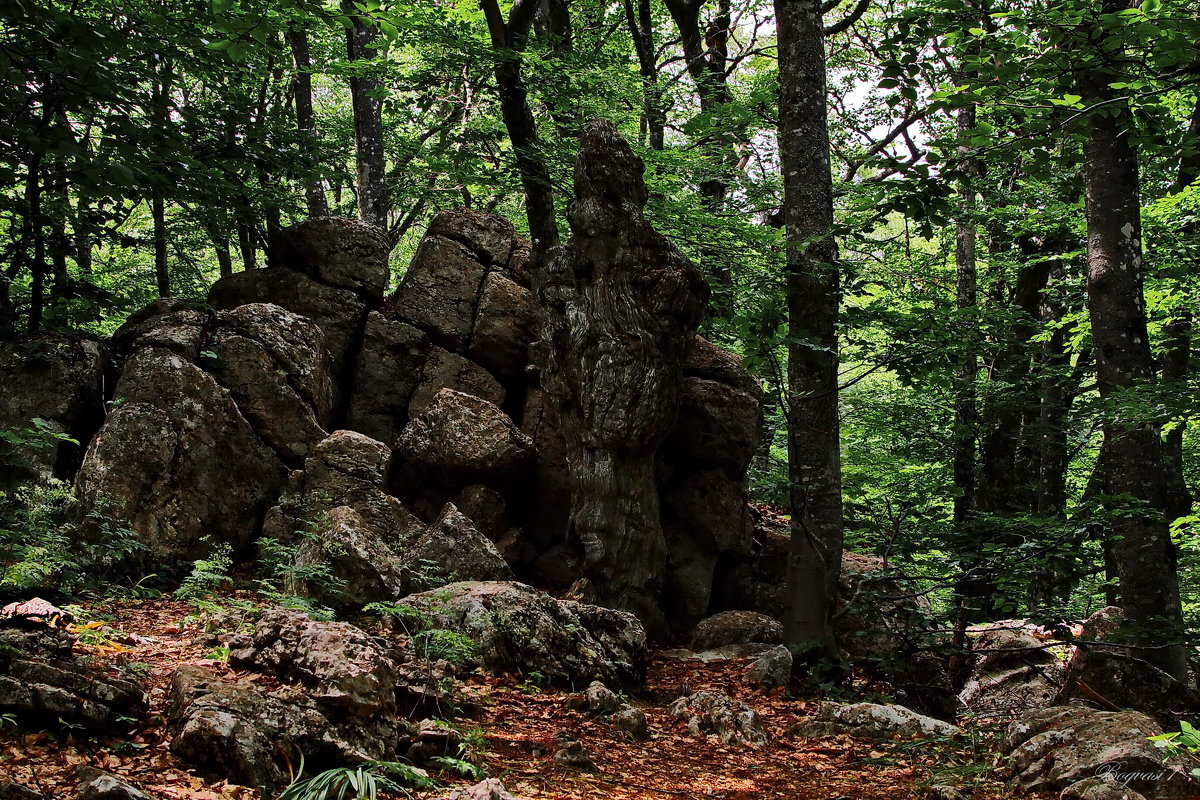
left=663, top=0, right=733, bottom=203
left=1161, top=98, right=1199, bottom=522
left=288, top=23, right=329, bottom=218
left=481, top=0, right=560, bottom=252
left=623, top=0, right=665, bottom=150
left=532, top=121, right=708, bottom=633
left=344, top=3, right=389, bottom=230
left=775, top=0, right=846, bottom=677
left=1079, top=35, right=1186, bottom=680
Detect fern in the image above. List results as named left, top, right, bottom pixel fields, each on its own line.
left=277, top=760, right=437, bottom=800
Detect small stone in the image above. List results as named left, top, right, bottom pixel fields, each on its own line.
left=553, top=740, right=598, bottom=772
left=613, top=706, right=651, bottom=741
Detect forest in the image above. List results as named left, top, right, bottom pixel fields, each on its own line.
left=2, top=0, right=1200, bottom=798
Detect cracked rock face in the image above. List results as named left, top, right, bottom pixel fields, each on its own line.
left=75, top=345, right=286, bottom=569
left=1003, top=706, right=1198, bottom=800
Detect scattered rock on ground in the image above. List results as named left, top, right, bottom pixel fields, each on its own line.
left=668, top=691, right=768, bottom=747
left=691, top=610, right=783, bottom=650
left=791, top=702, right=961, bottom=741
left=0, top=782, right=41, bottom=800
left=745, top=645, right=792, bottom=688
left=0, top=627, right=146, bottom=732
left=398, top=581, right=646, bottom=689
left=74, top=768, right=152, bottom=800
left=554, top=740, right=598, bottom=772
left=168, top=664, right=399, bottom=787
left=1003, top=705, right=1197, bottom=799
left=438, top=779, right=521, bottom=800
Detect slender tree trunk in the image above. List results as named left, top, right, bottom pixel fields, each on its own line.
left=1079, top=38, right=1186, bottom=680
left=623, top=0, right=665, bottom=150
left=27, top=158, right=45, bottom=334
left=288, top=23, right=329, bottom=218
left=1161, top=98, right=1199, bottom=522
left=776, top=0, right=845, bottom=677
left=949, top=96, right=979, bottom=683
left=152, top=58, right=172, bottom=297
left=480, top=0, right=559, bottom=252
left=663, top=0, right=733, bottom=204
left=344, top=2, right=389, bottom=231
left=236, top=206, right=257, bottom=272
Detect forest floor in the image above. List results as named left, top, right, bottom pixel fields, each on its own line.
left=1, top=596, right=1043, bottom=800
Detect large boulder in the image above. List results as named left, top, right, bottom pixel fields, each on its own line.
left=691, top=611, right=783, bottom=650
left=664, top=378, right=760, bottom=479
left=266, top=216, right=390, bottom=302
left=209, top=268, right=366, bottom=390
left=408, top=348, right=505, bottom=416
left=229, top=608, right=397, bottom=715
left=386, top=209, right=525, bottom=352
left=959, top=626, right=1065, bottom=719
left=409, top=504, right=513, bottom=585
left=683, top=336, right=763, bottom=397
left=1054, top=648, right=1200, bottom=728
left=0, top=336, right=107, bottom=482
left=292, top=506, right=414, bottom=606
left=398, top=581, right=646, bottom=689
left=1003, top=706, right=1197, bottom=799
left=204, top=303, right=333, bottom=464
left=397, top=389, right=534, bottom=483
left=0, top=626, right=147, bottom=731
left=264, top=430, right=423, bottom=550
left=169, top=664, right=400, bottom=788
left=345, top=313, right=430, bottom=445
left=76, top=347, right=285, bottom=568
left=388, top=234, right=489, bottom=351
left=468, top=271, right=538, bottom=379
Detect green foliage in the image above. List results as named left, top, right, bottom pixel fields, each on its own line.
left=0, top=473, right=146, bottom=596
left=362, top=602, right=477, bottom=667
left=277, top=759, right=437, bottom=800
left=1149, top=721, right=1200, bottom=776
left=174, top=539, right=234, bottom=601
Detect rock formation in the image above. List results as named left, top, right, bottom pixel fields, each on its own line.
left=533, top=120, right=709, bottom=630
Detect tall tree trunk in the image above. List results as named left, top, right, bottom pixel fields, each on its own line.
left=480, top=0, right=560, bottom=252
left=1079, top=34, right=1186, bottom=680
left=1161, top=98, right=1199, bottom=522
left=344, top=3, right=389, bottom=231
left=623, top=0, right=665, bottom=150
left=532, top=121, right=708, bottom=633
left=288, top=23, right=329, bottom=218
left=949, top=94, right=979, bottom=683
left=152, top=58, right=172, bottom=297
left=775, top=0, right=846, bottom=677
left=663, top=0, right=733, bottom=204
left=27, top=157, right=45, bottom=334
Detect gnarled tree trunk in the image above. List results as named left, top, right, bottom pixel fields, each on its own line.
left=533, top=121, right=708, bottom=631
